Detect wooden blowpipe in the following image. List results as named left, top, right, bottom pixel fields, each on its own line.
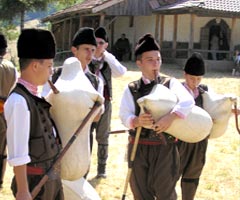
left=48, top=80, right=59, bottom=94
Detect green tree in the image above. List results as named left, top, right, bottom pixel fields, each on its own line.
left=0, top=0, right=84, bottom=31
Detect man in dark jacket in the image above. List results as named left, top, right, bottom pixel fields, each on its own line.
left=4, top=29, right=64, bottom=200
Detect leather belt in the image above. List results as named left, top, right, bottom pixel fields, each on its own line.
left=129, top=136, right=166, bottom=145
left=0, top=100, right=4, bottom=113
left=129, top=135, right=178, bottom=146
left=27, top=166, right=45, bottom=175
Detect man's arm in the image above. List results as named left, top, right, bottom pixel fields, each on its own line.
left=14, top=165, right=32, bottom=200
left=154, top=78, right=195, bottom=133
left=4, top=93, right=32, bottom=199
left=103, top=51, right=127, bottom=77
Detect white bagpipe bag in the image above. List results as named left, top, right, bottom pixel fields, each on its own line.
left=137, top=84, right=213, bottom=143
left=46, top=57, right=104, bottom=181
left=202, top=91, right=237, bottom=139
left=62, top=177, right=101, bottom=200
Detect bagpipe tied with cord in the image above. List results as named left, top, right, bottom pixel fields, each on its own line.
left=202, top=92, right=238, bottom=138
left=137, top=84, right=213, bottom=143
left=46, top=57, right=104, bottom=181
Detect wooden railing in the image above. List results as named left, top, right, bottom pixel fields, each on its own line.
left=161, top=48, right=235, bottom=61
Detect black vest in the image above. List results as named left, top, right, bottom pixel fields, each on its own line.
left=195, top=84, right=208, bottom=108
left=12, top=84, right=61, bottom=168
left=89, top=61, right=112, bottom=99
left=128, top=76, right=171, bottom=137
left=85, top=71, right=99, bottom=91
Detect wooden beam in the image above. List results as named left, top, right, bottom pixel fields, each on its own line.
left=92, top=0, right=124, bottom=13
left=133, top=17, right=137, bottom=61
left=172, top=15, right=178, bottom=58
left=230, top=17, right=236, bottom=56
left=62, top=20, right=66, bottom=50
left=79, top=15, right=83, bottom=28
left=68, top=18, right=73, bottom=48
left=160, top=15, right=164, bottom=47
left=155, top=14, right=160, bottom=43
left=99, top=13, right=105, bottom=26
left=189, top=14, right=195, bottom=57
left=111, top=21, right=115, bottom=50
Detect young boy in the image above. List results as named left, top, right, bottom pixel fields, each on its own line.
left=178, top=52, right=240, bottom=200
left=88, top=27, right=127, bottom=178
left=177, top=52, right=209, bottom=200
left=119, top=33, right=194, bottom=200
left=4, top=29, right=64, bottom=200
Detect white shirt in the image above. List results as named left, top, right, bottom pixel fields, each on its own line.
left=119, top=77, right=195, bottom=129
left=93, top=50, right=127, bottom=84
left=4, top=93, right=31, bottom=166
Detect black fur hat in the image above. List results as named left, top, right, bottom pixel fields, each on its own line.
left=95, top=27, right=108, bottom=42
left=184, top=52, right=205, bottom=76
left=0, top=33, right=7, bottom=49
left=72, top=27, right=97, bottom=47
left=17, top=28, right=56, bottom=59
left=135, top=33, right=160, bottom=57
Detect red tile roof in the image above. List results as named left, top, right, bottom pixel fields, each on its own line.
left=156, top=0, right=240, bottom=13
left=43, top=0, right=240, bottom=22
left=203, top=0, right=240, bottom=13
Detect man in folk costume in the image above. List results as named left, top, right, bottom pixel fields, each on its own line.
left=71, top=27, right=104, bottom=178
left=177, top=52, right=209, bottom=200
left=0, top=33, right=17, bottom=189
left=178, top=52, right=240, bottom=200
left=71, top=27, right=103, bottom=95
left=4, top=29, right=64, bottom=200
left=119, top=33, right=194, bottom=200
left=88, top=27, right=127, bottom=178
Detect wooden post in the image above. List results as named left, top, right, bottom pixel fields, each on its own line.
left=62, top=20, right=66, bottom=50
left=172, top=15, right=178, bottom=58
left=100, top=13, right=105, bottom=26
left=111, top=20, right=115, bottom=51
left=133, top=16, right=137, bottom=61
left=160, top=15, right=164, bottom=47
left=155, top=14, right=160, bottom=43
left=68, top=18, right=73, bottom=48
left=79, top=15, right=83, bottom=28
left=189, top=14, right=195, bottom=57
left=230, top=17, right=236, bottom=57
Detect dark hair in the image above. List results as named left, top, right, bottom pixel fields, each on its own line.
left=0, top=48, right=6, bottom=56
left=19, top=58, right=44, bottom=71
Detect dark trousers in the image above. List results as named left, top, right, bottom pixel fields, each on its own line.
left=128, top=142, right=179, bottom=200
left=87, top=100, right=112, bottom=177
left=95, top=99, right=111, bottom=145
left=177, top=139, right=208, bottom=200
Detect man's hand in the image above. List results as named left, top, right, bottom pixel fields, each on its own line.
left=16, top=191, right=32, bottom=200
left=154, top=113, right=178, bottom=134
left=133, top=113, right=154, bottom=128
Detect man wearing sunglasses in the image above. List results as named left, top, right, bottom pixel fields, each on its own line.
left=88, top=27, right=127, bottom=178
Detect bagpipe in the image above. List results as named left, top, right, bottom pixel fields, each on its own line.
left=32, top=57, right=103, bottom=200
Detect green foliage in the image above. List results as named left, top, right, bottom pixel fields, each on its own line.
left=0, top=0, right=48, bottom=20
left=0, top=0, right=53, bottom=29
left=54, top=0, right=84, bottom=11
left=0, top=22, right=18, bottom=41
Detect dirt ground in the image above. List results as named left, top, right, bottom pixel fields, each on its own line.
left=0, top=61, right=239, bottom=200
